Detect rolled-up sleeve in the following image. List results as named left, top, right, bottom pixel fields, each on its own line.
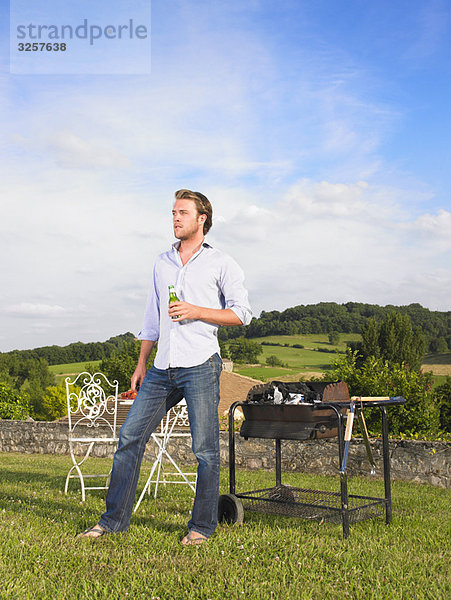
left=137, top=265, right=160, bottom=341
left=220, top=255, right=252, bottom=326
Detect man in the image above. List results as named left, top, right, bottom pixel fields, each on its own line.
left=79, top=189, right=251, bottom=545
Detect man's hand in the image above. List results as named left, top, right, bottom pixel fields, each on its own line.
left=168, top=301, right=202, bottom=321
left=168, top=302, right=243, bottom=326
left=130, top=339, right=155, bottom=392
left=131, top=363, right=147, bottom=392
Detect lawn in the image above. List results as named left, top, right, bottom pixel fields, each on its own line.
left=0, top=453, right=449, bottom=599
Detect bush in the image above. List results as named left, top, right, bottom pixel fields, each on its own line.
left=0, top=381, right=31, bottom=420
left=266, top=355, right=286, bottom=367
left=328, top=331, right=340, bottom=345
left=326, top=350, right=439, bottom=436
left=433, top=377, right=451, bottom=432
left=228, top=338, right=263, bottom=364
left=40, top=385, right=68, bottom=421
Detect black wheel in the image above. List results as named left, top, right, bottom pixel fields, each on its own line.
left=218, top=494, right=244, bottom=524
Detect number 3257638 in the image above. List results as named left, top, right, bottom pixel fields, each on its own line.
left=18, top=42, right=67, bottom=51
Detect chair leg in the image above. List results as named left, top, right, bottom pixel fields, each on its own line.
left=154, top=455, right=163, bottom=499
left=65, top=441, right=95, bottom=502
left=134, top=453, right=163, bottom=512
left=160, top=446, right=197, bottom=492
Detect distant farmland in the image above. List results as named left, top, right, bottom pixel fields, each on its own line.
left=46, top=338, right=451, bottom=386
left=231, top=333, right=361, bottom=381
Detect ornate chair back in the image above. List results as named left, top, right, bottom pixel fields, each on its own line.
left=66, top=372, right=119, bottom=441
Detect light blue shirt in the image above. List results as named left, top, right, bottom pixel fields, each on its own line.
left=138, top=242, right=252, bottom=369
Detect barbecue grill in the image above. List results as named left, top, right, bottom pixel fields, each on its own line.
left=218, top=380, right=406, bottom=538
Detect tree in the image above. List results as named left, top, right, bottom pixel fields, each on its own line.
left=20, top=359, right=56, bottom=420
left=266, top=355, right=286, bottom=367
left=360, top=318, right=380, bottom=358
left=228, top=338, right=263, bottom=364
left=100, top=340, right=156, bottom=391
left=0, top=381, right=31, bottom=419
left=0, top=354, right=56, bottom=420
left=328, top=331, right=340, bottom=345
left=0, top=332, right=136, bottom=365
left=218, top=339, right=229, bottom=359
left=357, top=313, right=426, bottom=372
left=429, top=337, right=448, bottom=353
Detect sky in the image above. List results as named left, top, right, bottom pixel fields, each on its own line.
left=1, top=0, right=450, bottom=352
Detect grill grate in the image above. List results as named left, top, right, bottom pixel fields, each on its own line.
left=238, top=485, right=386, bottom=524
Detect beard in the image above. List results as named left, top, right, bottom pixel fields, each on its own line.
left=173, top=222, right=203, bottom=240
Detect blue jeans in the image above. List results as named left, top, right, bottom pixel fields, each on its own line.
left=99, top=353, right=222, bottom=538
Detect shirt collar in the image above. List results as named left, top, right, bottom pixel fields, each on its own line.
left=171, top=240, right=212, bottom=251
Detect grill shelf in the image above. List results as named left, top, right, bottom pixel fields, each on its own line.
left=237, top=485, right=386, bottom=524
left=220, top=386, right=406, bottom=539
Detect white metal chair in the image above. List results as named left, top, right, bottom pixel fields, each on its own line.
left=64, top=372, right=119, bottom=501
left=134, top=399, right=196, bottom=512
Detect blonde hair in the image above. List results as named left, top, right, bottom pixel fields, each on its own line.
left=174, top=189, right=213, bottom=234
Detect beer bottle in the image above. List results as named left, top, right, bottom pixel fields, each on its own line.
left=168, top=285, right=181, bottom=320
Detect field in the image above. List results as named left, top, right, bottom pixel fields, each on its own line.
left=0, top=452, right=449, bottom=599
left=422, top=352, right=451, bottom=376
left=46, top=339, right=451, bottom=387
left=49, top=360, right=102, bottom=385
left=232, top=333, right=361, bottom=381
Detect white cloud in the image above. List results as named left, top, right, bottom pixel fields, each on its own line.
left=408, top=209, right=451, bottom=240
left=211, top=179, right=451, bottom=315
left=5, top=303, right=67, bottom=317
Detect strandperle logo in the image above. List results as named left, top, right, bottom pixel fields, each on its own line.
left=15, top=18, right=148, bottom=46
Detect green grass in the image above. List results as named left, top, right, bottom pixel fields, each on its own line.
left=0, top=452, right=449, bottom=599
left=49, top=361, right=102, bottom=385
left=422, top=351, right=451, bottom=366
left=250, top=333, right=362, bottom=350
left=234, top=366, right=308, bottom=381
left=233, top=335, right=451, bottom=383
left=49, top=361, right=102, bottom=375
left=234, top=354, right=334, bottom=381
left=232, top=334, right=361, bottom=381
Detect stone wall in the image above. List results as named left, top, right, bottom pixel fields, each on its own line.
left=0, top=420, right=449, bottom=488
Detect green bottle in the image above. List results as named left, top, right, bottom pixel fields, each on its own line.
left=168, top=285, right=181, bottom=320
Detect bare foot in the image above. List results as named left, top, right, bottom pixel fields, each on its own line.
left=77, top=524, right=106, bottom=539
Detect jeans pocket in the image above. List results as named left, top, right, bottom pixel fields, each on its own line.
left=210, top=352, right=223, bottom=371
